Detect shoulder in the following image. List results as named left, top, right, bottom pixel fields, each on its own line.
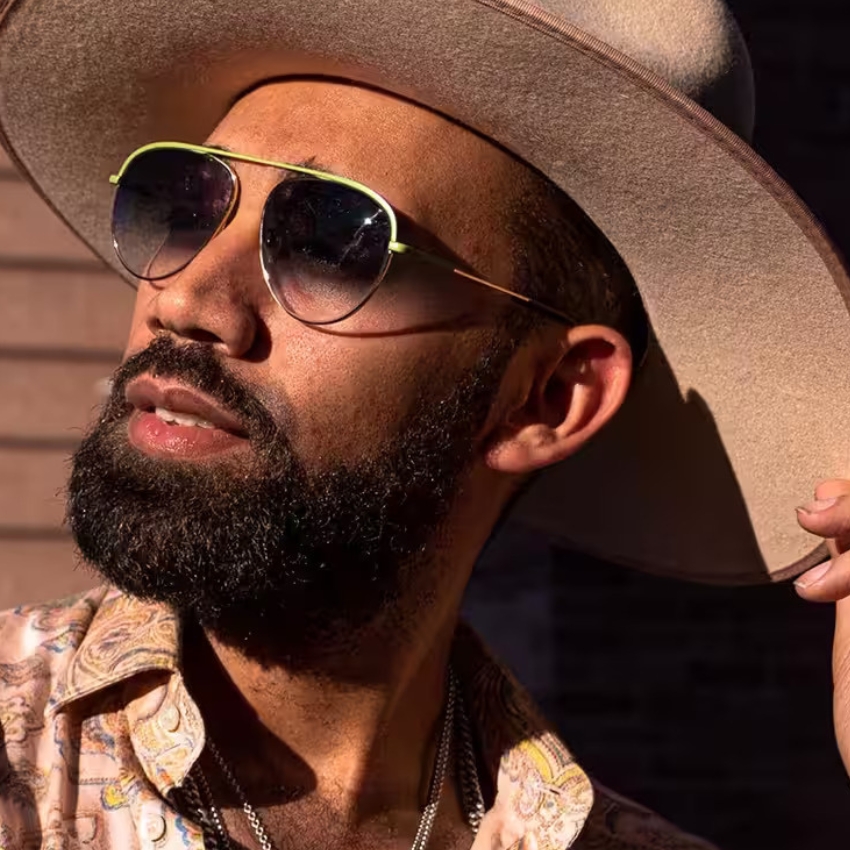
left=576, top=782, right=721, bottom=850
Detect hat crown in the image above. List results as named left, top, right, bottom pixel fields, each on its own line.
left=536, top=0, right=755, bottom=139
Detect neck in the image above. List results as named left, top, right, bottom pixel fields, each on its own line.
left=179, top=482, right=506, bottom=819
left=180, top=569, right=462, bottom=817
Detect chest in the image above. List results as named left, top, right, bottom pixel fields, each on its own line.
left=210, top=795, right=474, bottom=850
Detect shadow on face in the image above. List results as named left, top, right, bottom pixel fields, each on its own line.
left=124, top=78, right=542, bottom=469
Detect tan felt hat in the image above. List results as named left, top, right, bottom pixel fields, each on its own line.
left=1, top=0, right=848, bottom=585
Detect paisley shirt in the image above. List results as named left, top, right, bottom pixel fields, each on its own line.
left=0, top=587, right=718, bottom=850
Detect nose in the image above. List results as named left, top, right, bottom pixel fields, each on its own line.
left=145, top=217, right=268, bottom=358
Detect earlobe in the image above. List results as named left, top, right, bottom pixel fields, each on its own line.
left=486, top=325, right=632, bottom=475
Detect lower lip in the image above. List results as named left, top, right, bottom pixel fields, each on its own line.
left=128, top=410, right=249, bottom=459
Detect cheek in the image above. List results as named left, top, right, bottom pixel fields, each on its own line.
left=261, top=330, right=468, bottom=465
left=364, top=271, right=501, bottom=333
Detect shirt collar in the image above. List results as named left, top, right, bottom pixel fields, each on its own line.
left=49, top=586, right=181, bottom=713
left=51, top=588, right=594, bottom=847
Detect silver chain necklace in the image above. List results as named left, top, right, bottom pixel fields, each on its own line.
left=183, top=669, right=484, bottom=850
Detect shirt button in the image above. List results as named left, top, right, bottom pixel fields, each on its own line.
left=142, top=813, right=167, bottom=843
left=160, top=704, right=181, bottom=733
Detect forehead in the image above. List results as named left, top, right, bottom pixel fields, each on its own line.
left=208, top=79, right=525, bottom=229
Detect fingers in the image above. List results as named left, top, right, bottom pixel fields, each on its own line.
left=797, top=481, right=850, bottom=557
left=796, top=481, right=850, bottom=774
left=794, top=550, right=850, bottom=602
left=795, top=482, right=850, bottom=599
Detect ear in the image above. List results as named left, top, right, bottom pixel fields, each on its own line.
left=486, top=325, right=632, bottom=474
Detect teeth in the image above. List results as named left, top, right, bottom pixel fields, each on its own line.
left=154, top=407, right=216, bottom=429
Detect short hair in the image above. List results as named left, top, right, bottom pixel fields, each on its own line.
left=505, top=167, right=649, bottom=361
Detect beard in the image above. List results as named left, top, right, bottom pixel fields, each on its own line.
left=67, top=334, right=512, bottom=669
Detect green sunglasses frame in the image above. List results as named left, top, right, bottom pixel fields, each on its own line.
left=110, top=141, right=574, bottom=326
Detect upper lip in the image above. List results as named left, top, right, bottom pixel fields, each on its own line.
left=125, top=377, right=248, bottom=436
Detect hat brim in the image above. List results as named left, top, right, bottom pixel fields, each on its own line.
left=1, top=0, right=847, bottom=584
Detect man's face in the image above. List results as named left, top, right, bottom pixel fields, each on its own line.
left=68, top=80, right=529, bottom=665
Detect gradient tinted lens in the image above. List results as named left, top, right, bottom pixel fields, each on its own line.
left=261, top=177, right=392, bottom=323
left=112, top=148, right=235, bottom=280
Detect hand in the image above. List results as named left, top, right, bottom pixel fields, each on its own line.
left=795, top=479, right=850, bottom=775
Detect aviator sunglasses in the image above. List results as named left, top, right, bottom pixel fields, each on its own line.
left=110, top=141, right=574, bottom=326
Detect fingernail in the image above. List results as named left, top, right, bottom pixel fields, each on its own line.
left=797, top=497, right=839, bottom=514
left=794, top=561, right=833, bottom=589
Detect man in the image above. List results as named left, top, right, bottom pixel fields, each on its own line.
left=1, top=1, right=850, bottom=849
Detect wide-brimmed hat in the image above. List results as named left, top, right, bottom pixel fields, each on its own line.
left=2, top=0, right=849, bottom=585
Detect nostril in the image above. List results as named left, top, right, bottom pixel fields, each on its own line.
left=144, top=262, right=260, bottom=357
left=182, top=328, right=224, bottom=345
left=150, top=323, right=227, bottom=347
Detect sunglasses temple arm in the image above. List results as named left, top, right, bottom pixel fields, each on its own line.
left=390, top=241, right=576, bottom=326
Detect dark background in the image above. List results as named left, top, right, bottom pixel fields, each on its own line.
left=466, top=3, right=850, bottom=848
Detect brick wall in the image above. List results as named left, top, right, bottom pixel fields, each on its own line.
left=0, top=145, right=132, bottom=605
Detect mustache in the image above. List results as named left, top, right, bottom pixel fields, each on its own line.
left=102, top=336, right=280, bottom=441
